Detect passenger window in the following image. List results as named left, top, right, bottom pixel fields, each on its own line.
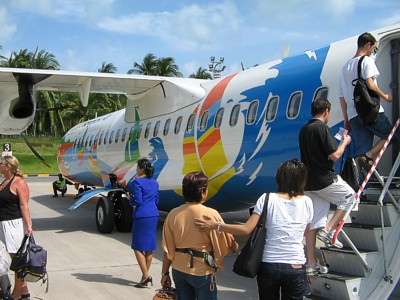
left=164, top=119, right=171, bottom=136
left=175, top=116, right=182, bottom=134
left=214, top=108, right=224, bottom=129
left=98, top=132, right=103, bottom=145
left=137, top=125, right=142, bottom=139
left=186, top=114, right=195, bottom=133
left=84, top=137, right=89, bottom=148
left=230, top=105, right=241, bottom=127
left=121, top=128, right=127, bottom=143
left=154, top=121, right=160, bottom=137
left=287, top=92, right=302, bottom=119
left=109, top=131, right=115, bottom=144
left=247, top=101, right=259, bottom=124
left=266, top=97, right=279, bottom=122
left=314, top=87, right=328, bottom=101
left=89, top=135, right=93, bottom=147
left=145, top=123, right=151, bottom=139
left=115, top=129, right=121, bottom=143
left=199, top=111, right=209, bottom=131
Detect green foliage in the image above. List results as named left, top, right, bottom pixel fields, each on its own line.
left=0, top=137, right=60, bottom=174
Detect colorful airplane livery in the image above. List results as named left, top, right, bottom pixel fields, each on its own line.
left=0, top=24, right=399, bottom=234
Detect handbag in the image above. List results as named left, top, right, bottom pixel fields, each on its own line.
left=10, top=235, right=30, bottom=272
left=10, top=234, right=48, bottom=289
left=341, top=151, right=360, bottom=192
left=153, top=287, right=177, bottom=300
left=232, top=193, right=269, bottom=278
left=352, top=55, right=380, bottom=125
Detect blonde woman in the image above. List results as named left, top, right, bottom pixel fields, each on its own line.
left=0, top=156, right=32, bottom=300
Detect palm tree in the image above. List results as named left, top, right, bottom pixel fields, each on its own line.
left=189, top=67, right=212, bottom=79
left=98, top=62, right=117, bottom=73
left=157, top=57, right=182, bottom=77
left=128, top=53, right=158, bottom=75
left=128, top=53, right=182, bottom=77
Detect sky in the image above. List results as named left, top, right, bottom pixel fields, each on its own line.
left=0, top=0, right=400, bottom=77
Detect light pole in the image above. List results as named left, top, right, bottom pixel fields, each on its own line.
left=208, top=56, right=226, bottom=79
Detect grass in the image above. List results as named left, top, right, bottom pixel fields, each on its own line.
left=0, top=136, right=61, bottom=174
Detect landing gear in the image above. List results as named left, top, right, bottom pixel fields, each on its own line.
left=115, top=193, right=133, bottom=232
left=95, top=192, right=132, bottom=233
left=96, top=196, right=115, bottom=233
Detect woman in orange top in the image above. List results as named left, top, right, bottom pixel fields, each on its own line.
left=160, top=171, right=237, bottom=300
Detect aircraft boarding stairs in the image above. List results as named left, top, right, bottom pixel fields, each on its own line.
left=306, top=153, right=400, bottom=300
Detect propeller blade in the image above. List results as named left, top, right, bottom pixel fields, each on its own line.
left=21, top=133, right=51, bottom=168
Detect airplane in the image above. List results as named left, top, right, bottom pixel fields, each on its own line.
left=0, top=24, right=399, bottom=233
left=1, top=24, right=400, bottom=300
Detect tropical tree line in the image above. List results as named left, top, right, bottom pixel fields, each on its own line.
left=0, top=47, right=212, bottom=137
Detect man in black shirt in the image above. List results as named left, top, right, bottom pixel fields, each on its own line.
left=299, top=98, right=354, bottom=275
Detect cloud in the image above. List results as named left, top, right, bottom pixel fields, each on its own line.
left=0, top=6, right=17, bottom=43
left=97, top=1, right=243, bottom=51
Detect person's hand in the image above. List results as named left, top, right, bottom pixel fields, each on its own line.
left=161, top=274, right=171, bottom=289
left=342, top=133, right=351, bottom=146
left=195, top=215, right=218, bottom=231
left=384, top=94, right=393, bottom=102
left=230, top=240, right=239, bottom=254
left=344, top=120, right=351, bottom=132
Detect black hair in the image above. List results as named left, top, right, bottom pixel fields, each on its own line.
left=311, top=98, right=331, bottom=117
left=357, top=32, right=377, bottom=48
left=137, top=158, right=155, bottom=178
left=182, top=171, right=208, bottom=203
left=276, top=159, right=307, bottom=198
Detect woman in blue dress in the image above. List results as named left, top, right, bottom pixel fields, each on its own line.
left=129, top=158, right=159, bottom=288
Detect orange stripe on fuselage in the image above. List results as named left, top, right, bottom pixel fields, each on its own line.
left=198, top=129, right=221, bottom=158
left=200, top=73, right=237, bottom=113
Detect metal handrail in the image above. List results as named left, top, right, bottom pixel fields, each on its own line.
left=332, top=117, right=400, bottom=272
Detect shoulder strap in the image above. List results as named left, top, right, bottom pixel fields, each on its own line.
left=357, top=56, right=366, bottom=79
left=258, top=193, right=269, bottom=226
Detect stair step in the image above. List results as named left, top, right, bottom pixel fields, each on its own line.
left=350, top=202, right=398, bottom=226
left=342, top=224, right=391, bottom=251
left=307, top=272, right=362, bottom=300
left=321, top=247, right=378, bottom=277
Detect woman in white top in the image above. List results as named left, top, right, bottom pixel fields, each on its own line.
left=195, top=159, right=313, bottom=300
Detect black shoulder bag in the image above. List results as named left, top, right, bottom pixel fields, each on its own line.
left=232, top=193, right=269, bottom=278
left=352, top=55, right=380, bottom=125
left=340, top=148, right=360, bottom=192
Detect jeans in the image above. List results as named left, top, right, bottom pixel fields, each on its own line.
left=256, top=262, right=307, bottom=300
left=172, top=268, right=217, bottom=300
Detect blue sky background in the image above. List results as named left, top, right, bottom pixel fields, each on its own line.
left=0, top=0, right=399, bottom=77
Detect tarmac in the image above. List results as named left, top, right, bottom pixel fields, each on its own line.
left=9, top=177, right=260, bottom=300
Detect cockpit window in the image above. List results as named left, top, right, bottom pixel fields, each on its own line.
left=287, top=92, right=302, bottom=119
left=109, top=131, right=115, bottom=144
left=115, top=129, right=121, bottom=143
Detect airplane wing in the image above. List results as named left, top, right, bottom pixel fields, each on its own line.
left=0, top=68, right=206, bottom=134
left=68, top=187, right=124, bottom=211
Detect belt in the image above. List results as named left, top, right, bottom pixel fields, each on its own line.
left=175, top=248, right=216, bottom=269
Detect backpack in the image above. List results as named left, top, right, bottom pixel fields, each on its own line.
left=10, top=235, right=48, bottom=290
left=352, top=56, right=380, bottom=125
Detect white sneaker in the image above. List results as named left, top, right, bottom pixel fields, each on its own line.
left=306, top=263, right=329, bottom=276
left=317, top=229, right=343, bottom=248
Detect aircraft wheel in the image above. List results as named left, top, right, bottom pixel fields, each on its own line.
left=114, top=194, right=133, bottom=232
left=96, top=196, right=115, bottom=233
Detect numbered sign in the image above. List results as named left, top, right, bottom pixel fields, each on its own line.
left=2, top=143, right=12, bottom=157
